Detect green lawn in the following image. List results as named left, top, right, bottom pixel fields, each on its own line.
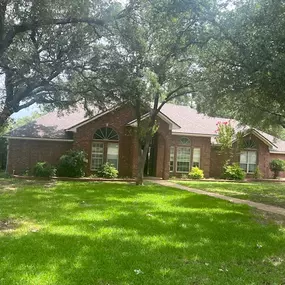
left=1, top=179, right=285, bottom=284
left=173, top=180, right=285, bottom=208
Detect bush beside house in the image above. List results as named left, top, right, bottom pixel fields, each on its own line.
left=96, top=162, right=118, bottom=178
left=269, top=159, right=285, bottom=179
left=223, top=163, right=246, bottom=180
left=33, top=162, right=56, bottom=178
left=189, top=167, right=204, bottom=179
left=56, top=150, right=87, bottom=178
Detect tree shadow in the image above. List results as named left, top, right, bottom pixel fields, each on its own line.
left=7, top=122, right=70, bottom=139
left=0, top=182, right=285, bottom=284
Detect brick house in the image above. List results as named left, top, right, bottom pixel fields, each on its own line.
left=5, top=103, right=285, bottom=178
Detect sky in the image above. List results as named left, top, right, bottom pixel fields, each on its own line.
left=11, top=105, right=39, bottom=119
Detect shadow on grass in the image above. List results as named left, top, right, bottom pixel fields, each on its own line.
left=0, top=181, right=285, bottom=285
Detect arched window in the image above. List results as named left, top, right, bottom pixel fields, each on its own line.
left=94, top=127, right=119, bottom=141
left=180, top=137, right=190, bottom=145
left=91, top=127, right=119, bottom=171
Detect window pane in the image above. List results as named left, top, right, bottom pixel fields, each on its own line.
left=177, top=147, right=191, bottom=172
left=170, top=146, right=175, bottom=172
left=107, top=143, right=119, bottom=169
left=193, top=148, right=200, bottom=168
left=240, top=151, right=247, bottom=164
left=248, top=151, right=257, bottom=164
left=248, top=164, right=256, bottom=173
left=91, top=143, right=104, bottom=170
left=240, top=163, right=247, bottom=171
left=240, top=150, right=257, bottom=173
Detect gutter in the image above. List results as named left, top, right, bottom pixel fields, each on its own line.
left=4, top=136, right=74, bottom=142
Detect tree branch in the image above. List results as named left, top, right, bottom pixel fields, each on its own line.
left=1, top=17, right=105, bottom=58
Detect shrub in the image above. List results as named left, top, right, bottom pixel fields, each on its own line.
left=223, top=163, right=245, bottom=180
left=33, top=162, right=55, bottom=178
left=253, top=166, right=263, bottom=179
left=96, top=162, right=118, bottom=178
left=189, top=167, right=204, bottom=179
left=269, top=159, right=285, bottom=179
left=56, top=150, right=87, bottom=177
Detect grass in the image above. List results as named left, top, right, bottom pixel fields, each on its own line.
left=173, top=180, right=285, bottom=208
left=0, top=178, right=285, bottom=284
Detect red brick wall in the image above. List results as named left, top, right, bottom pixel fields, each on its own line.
left=169, top=135, right=211, bottom=178
left=73, top=105, right=137, bottom=177
left=210, top=134, right=275, bottom=178
left=7, top=139, right=72, bottom=174
left=210, top=146, right=227, bottom=178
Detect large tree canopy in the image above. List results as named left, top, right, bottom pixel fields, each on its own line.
left=76, top=0, right=220, bottom=184
left=0, top=0, right=127, bottom=126
left=195, top=0, right=285, bottom=131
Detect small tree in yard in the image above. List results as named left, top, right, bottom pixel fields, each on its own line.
left=269, top=159, right=285, bottom=179
left=215, top=121, right=235, bottom=161
left=215, top=121, right=245, bottom=178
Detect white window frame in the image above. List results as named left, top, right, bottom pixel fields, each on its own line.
left=107, top=142, right=119, bottom=169
left=91, top=142, right=104, bottom=170
left=240, top=150, right=257, bottom=173
left=192, top=148, right=201, bottom=168
left=170, top=146, right=175, bottom=172
left=176, top=147, right=191, bottom=173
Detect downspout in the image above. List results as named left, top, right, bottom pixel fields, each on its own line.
left=5, top=138, right=9, bottom=173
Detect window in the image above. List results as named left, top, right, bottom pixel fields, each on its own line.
left=94, top=127, right=119, bottom=141
left=240, top=151, right=257, bottom=173
left=91, top=142, right=104, bottom=170
left=180, top=137, right=190, bottom=145
left=107, top=143, right=119, bottom=169
left=192, top=148, right=201, bottom=167
left=91, top=127, right=119, bottom=171
left=170, top=146, right=175, bottom=172
left=176, top=147, right=191, bottom=172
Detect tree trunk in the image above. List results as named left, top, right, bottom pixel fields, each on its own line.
left=0, top=107, right=12, bottom=129
left=136, top=135, right=152, bottom=185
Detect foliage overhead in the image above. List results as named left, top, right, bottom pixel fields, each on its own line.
left=78, top=0, right=221, bottom=184
left=195, top=0, right=285, bottom=131
left=0, top=0, right=126, bottom=126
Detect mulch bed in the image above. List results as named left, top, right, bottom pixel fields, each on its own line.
left=12, top=175, right=135, bottom=183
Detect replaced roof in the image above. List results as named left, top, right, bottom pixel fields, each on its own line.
left=5, top=103, right=285, bottom=152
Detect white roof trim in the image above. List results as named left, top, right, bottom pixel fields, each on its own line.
left=126, top=112, right=180, bottom=130
left=250, top=129, right=277, bottom=148
left=232, top=129, right=277, bottom=148
left=172, top=132, right=214, bottom=137
left=66, top=106, right=119, bottom=132
left=270, top=151, right=285, bottom=154
left=6, top=137, right=73, bottom=142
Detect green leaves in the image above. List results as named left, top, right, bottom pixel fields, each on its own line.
left=195, top=0, right=285, bottom=131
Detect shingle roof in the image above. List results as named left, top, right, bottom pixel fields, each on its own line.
left=7, top=109, right=87, bottom=139
left=160, top=103, right=227, bottom=136
left=6, top=103, right=285, bottom=152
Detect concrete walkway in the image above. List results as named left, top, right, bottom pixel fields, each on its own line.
left=149, top=180, right=285, bottom=217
